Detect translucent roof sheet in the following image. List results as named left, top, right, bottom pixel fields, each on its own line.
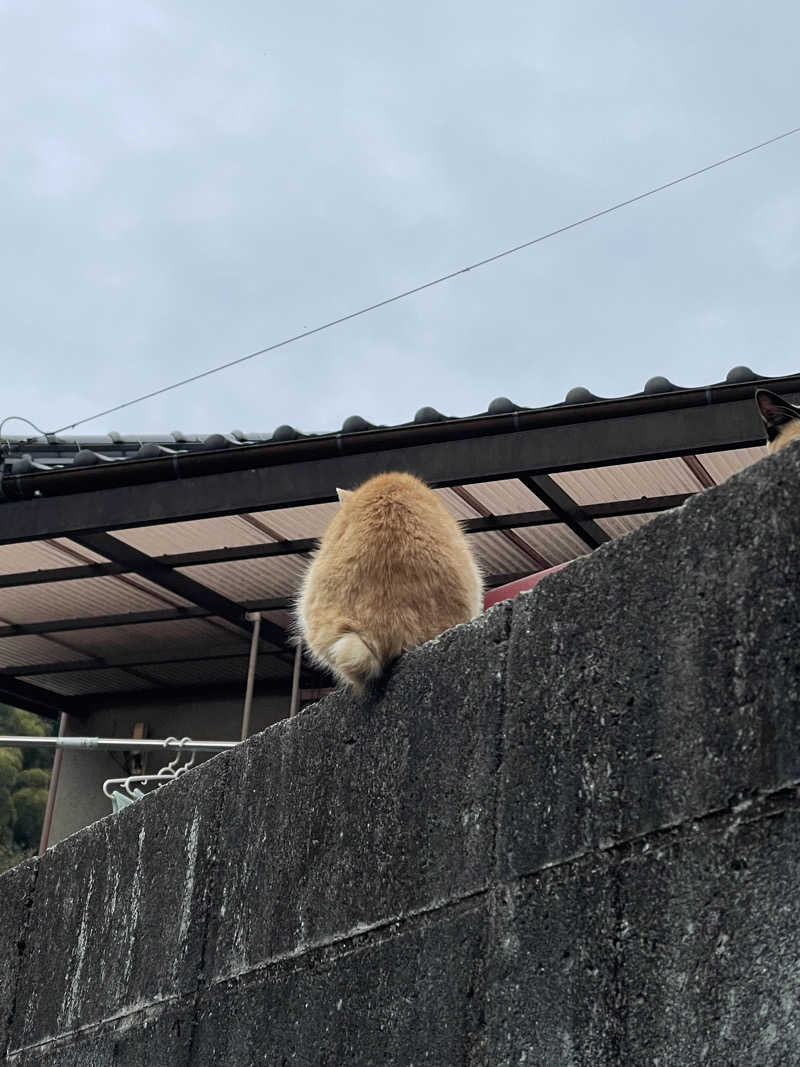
left=550, top=457, right=701, bottom=504
left=0, top=576, right=189, bottom=626
left=0, top=427, right=769, bottom=706
left=700, top=446, right=766, bottom=484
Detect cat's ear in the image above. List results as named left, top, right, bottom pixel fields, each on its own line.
left=756, top=389, right=800, bottom=441
left=336, top=487, right=353, bottom=503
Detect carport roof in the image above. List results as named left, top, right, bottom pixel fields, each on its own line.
left=0, top=366, right=794, bottom=719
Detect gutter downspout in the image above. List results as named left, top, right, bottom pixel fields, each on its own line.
left=240, top=612, right=261, bottom=741
left=38, top=711, right=67, bottom=854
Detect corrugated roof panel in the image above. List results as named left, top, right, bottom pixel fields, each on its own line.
left=249, top=502, right=340, bottom=539
left=51, top=539, right=112, bottom=564
left=435, top=488, right=478, bottom=520
left=179, top=556, right=308, bottom=602
left=595, top=512, right=665, bottom=539
left=700, top=446, right=764, bottom=483
left=0, top=577, right=184, bottom=626
left=107, top=575, right=191, bottom=609
left=512, top=524, right=591, bottom=565
left=114, top=515, right=275, bottom=555
left=0, top=635, right=92, bottom=670
left=466, top=531, right=544, bottom=577
left=32, top=668, right=154, bottom=696
left=58, top=618, right=249, bottom=658
left=0, top=540, right=95, bottom=576
left=460, top=479, right=547, bottom=515
left=551, top=458, right=700, bottom=504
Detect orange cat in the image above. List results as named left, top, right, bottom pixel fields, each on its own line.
left=295, top=472, right=483, bottom=692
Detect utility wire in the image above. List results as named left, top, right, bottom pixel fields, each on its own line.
left=0, top=416, right=49, bottom=448
left=27, top=122, right=800, bottom=438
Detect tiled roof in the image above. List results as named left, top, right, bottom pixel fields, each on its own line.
left=0, top=364, right=773, bottom=475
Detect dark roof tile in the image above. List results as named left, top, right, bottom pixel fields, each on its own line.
left=413, top=406, right=447, bottom=423
left=272, top=424, right=301, bottom=442
left=726, top=365, right=760, bottom=383
left=341, top=415, right=377, bottom=433
left=564, top=386, right=600, bottom=404
left=487, top=397, right=522, bottom=415
left=643, top=376, right=680, bottom=395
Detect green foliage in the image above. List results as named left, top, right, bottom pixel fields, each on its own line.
left=0, top=705, right=57, bottom=864
left=13, top=787, right=49, bottom=848
left=0, top=748, right=23, bottom=791
left=0, top=787, right=15, bottom=848
left=16, top=768, right=51, bottom=791
left=0, top=704, right=56, bottom=769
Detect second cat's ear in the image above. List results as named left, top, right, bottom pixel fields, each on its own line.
left=756, top=389, right=800, bottom=440
left=336, top=487, right=353, bottom=503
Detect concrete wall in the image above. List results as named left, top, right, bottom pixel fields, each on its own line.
left=48, top=691, right=293, bottom=846
left=2, top=444, right=799, bottom=1065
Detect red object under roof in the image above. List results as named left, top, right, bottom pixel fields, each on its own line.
left=483, top=562, right=570, bottom=609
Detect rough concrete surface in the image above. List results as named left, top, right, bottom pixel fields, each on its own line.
left=501, top=443, right=800, bottom=877
left=8, top=766, right=221, bottom=1054
left=194, top=906, right=486, bottom=1065
left=8, top=1003, right=195, bottom=1067
left=206, top=603, right=509, bottom=983
left=483, top=794, right=800, bottom=1066
left=1, top=444, right=798, bottom=1065
left=0, top=859, right=36, bottom=1055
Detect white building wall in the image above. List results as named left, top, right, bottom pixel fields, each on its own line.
left=47, top=690, right=292, bottom=846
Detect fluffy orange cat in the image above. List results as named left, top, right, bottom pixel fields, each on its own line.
left=295, top=472, right=483, bottom=692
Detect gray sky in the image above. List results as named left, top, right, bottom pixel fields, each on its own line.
left=2, top=1, right=799, bottom=438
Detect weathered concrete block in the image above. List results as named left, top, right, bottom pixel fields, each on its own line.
left=0, top=857, right=36, bottom=1057
left=482, top=795, right=800, bottom=1066
left=501, top=446, right=800, bottom=876
left=194, top=906, right=485, bottom=1065
left=9, top=1031, right=115, bottom=1067
left=8, top=769, right=220, bottom=1051
left=8, top=1002, right=195, bottom=1067
left=206, top=604, right=509, bottom=981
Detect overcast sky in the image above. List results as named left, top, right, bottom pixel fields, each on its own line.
left=2, top=1, right=798, bottom=438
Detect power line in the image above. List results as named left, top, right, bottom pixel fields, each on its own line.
left=0, top=416, right=49, bottom=447
left=31, top=122, right=800, bottom=437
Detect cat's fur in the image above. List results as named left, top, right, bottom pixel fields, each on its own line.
left=756, top=389, right=800, bottom=453
left=295, top=472, right=484, bottom=692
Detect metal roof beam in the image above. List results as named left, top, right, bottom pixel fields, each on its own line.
left=70, top=532, right=289, bottom=651
left=519, top=474, right=611, bottom=550
left=0, top=607, right=210, bottom=638
left=79, top=674, right=330, bottom=713
left=0, top=676, right=80, bottom=720
left=1, top=649, right=289, bottom=678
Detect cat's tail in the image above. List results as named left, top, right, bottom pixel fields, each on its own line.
left=328, top=631, right=383, bottom=693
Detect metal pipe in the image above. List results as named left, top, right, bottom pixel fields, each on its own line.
left=38, top=712, right=67, bottom=854
left=0, top=736, right=238, bottom=753
left=240, top=611, right=261, bottom=741
left=289, top=640, right=303, bottom=717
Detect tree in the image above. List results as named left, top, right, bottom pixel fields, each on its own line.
left=0, top=705, right=54, bottom=769
left=13, top=786, right=49, bottom=848
left=0, top=705, right=55, bottom=871
left=0, top=748, right=23, bottom=849
left=16, top=768, right=51, bottom=790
